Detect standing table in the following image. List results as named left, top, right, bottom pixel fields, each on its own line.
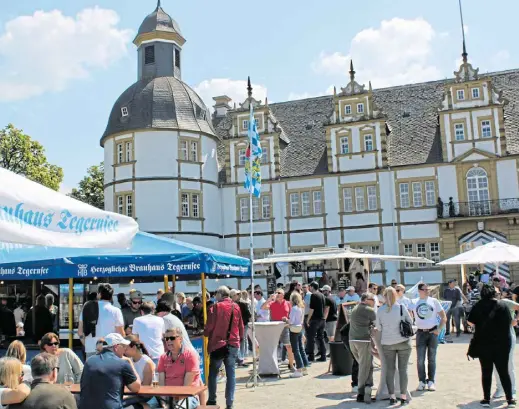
left=250, top=321, right=286, bottom=375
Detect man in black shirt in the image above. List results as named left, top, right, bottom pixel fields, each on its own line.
left=305, top=282, right=326, bottom=362
left=322, top=285, right=338, bottom=343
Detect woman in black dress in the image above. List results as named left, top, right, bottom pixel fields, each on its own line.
left=468, top=284, right=516, bottom=407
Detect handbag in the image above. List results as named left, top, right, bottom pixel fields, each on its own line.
left=399, top=305, right=414, bottom=338
left=289, top=325, right=303, bottom=333
left=210, top=304, right=234, bottom=360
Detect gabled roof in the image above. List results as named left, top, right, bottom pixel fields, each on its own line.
left=213, top=68, right=519, bottom=181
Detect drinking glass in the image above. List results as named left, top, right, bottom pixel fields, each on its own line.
left=63, top=374, right=74, bottom=388
left=152, top=372, right=159, bottom=388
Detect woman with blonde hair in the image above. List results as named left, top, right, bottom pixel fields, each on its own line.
left=0, top=357, right=30, bottom=408
left=283, top=291, right=309, bottom=378
left=375, top=287, right=413, bottom=405
left=5, top=340, right=32, bottom=383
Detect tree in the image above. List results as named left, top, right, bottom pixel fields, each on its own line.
left=70, top=162, right=104, bottom=210
left=0, top=124, right=63, bottom=191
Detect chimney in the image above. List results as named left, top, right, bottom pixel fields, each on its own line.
left=213, top=95, right=232, bottom=118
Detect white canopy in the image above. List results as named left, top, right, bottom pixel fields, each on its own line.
left=253, top=247, right=434, bottom=265
left=0, top=167, right=138, bottom=248
left=438, top=240, right=519, bottom=265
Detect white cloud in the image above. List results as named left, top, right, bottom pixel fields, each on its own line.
left=194, top=78, right=268, bottom=111
left=312, top=18, right=442, bottom=88
left=0, top=7, right=132, bottom=101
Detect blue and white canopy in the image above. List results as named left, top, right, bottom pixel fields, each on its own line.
left=0, top=232, right=250, bottom=281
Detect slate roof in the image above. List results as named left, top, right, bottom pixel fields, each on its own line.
left=101, top=76, right=214, bottom=144
left=213, top=68, right=519, bottom=181
left=136, top=5, right=182, bottom=39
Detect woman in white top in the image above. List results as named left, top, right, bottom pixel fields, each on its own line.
left=5, top=340, right=32, bottom=383
left=0, top=357, right=30, bottom=408
left=376, top=287, right=413, bottom=405
left=123, top=335, right=155, bottom=409
left=283, top=292, right=309, bottom=378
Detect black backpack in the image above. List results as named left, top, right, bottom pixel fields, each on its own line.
left=82, top=300, right=99, bottom=337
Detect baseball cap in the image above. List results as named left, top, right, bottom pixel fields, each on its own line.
left=104, top=333, right=131, bottom=347
left=347, top=286, right=355, bottom=291
left=129, top=290, right=143, bottom=300
left=321, top=285, right=331, bottom=292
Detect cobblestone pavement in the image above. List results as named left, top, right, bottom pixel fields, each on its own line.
left=223, top=336, right=517, bottom=409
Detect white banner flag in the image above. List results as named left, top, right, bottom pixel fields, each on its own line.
left=0, top=167, right=138, bottom=248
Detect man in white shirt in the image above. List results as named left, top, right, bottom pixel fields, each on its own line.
left=253, top=290, right=269, bottom=322
left=78, top=283, right=125, bottom=358
left=368, top=283, right=380, bottom=311
left=132, top=301, right=166, bottom=366
left=155, top=299, right=193, bottom=350
left=408, top=283, right=447, bottom=392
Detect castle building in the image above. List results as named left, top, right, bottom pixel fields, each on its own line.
left=102, top=2, right=519, bottom=287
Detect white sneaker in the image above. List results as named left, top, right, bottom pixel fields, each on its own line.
left=281, top=359, right=289, bottom=366
left=427, top=381, right=436, bottom=391
left=417, top=381, right=426, bottom=391
left=290, top=370, right=303, bottom=378
left=493, top=389, right=505, bottom=399
left=352, top=386, right=358, bottom=393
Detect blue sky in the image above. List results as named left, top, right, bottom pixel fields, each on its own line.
left=0, top=0, right=517, bottom=191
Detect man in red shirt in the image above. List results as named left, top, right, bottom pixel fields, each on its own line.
left=204, top=286, right=243, bottom=409
left=262, top=288, right=295, bottom=369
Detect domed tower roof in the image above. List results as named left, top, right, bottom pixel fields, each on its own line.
left=135, top=0, right=182, bottom=40
left=101, top=76, right=215, bottom=145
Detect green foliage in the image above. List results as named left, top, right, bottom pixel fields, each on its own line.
left=70, top=162, right=104, bottom=210
left=0, top=124, right=63, bottom=191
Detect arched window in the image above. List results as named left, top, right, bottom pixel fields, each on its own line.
left=466, top=167, right=490, bottom=215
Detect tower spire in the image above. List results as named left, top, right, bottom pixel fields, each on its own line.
left=157, top=0, right=161, bottom=9
left=459, top=0, right=468, bottom=63
left=349, top=60, right=356, bottom=82
left=247, top=76, right=253, bottom=98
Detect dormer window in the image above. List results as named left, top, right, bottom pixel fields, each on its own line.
left=145, top=45, right=155, bottom=65
left=457, top=89, right=465, bottom=100
left=344, top=105, right=352, bottom=115
left=357, top=103, right=364, bottom=114
left=121, top=107, right=129, bottom=117
left=472, top=88, right=480, bottom=99
left=455, top=123, right=465, bottom=141
left=364, top=134, right=373, bottom=151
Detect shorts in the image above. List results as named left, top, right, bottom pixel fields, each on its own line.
left=279, top=327, right=290, bottom=345
left=325, top=321, right=337, bottom=339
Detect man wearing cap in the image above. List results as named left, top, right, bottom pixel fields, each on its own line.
left=80, top=333, right=141, bottom=409
left=443, top=279, right=466, bottom=338
left=123, top=290, right=144, bottom=330
left=345, top=286, right=361, bottom=303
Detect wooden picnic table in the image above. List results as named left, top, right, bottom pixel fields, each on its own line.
left=70, top=384, right=207, bottom=409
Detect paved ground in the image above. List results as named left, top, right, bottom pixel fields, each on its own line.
left=217, top=335, right=518, bottom=409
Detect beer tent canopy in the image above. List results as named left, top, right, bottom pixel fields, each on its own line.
left=0, top=232, right=250, bottom=280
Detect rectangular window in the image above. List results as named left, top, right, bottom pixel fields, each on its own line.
left=371, top=245, right=380, bottom=255
left=343, top=188, right=353, bottom=212
left=262, top=196, right=271, bottom=219
left=117, top=196, right=124, bottom=214
left=290, top=193, right=300, bottom=217
left=181, top=193, right=189, bottom=217
left=238, top=148, right=246, bottom=166
left=355, top=187, right=365, bottom=211
left=313, top=191, right=322, bottom=215
left=345, top=105, right=351, bottom=115
left=174, top=48, right=180, bottom=69
left=425, top=181, right=435, bottom=206
left=117, top=143, right=123, bottom=164
left=455, top=123, right=465, bottom=141
left=144, top=45, right=155, bottom=65
left=125, top=142, right=132, bottom=162
left=417, top=243, right=427, bottom=267
left=472, top=88, right=480, bottom=99
left=252, top=197, right=260, bottom=220
left=481, top=120, right=492, bottom=138
left=301, top=192, right=311, bottom=216
left=179, top=141, right=188, bottom=160
left=192, top=194, right=199, bottom=218
left=357, top=103, right=364, bottom=114
left=242, top=120, right=248, bottom=130
left=367, top=186, right=377, bottom=210
left=412, top=182, right=422, bottom=207
left=260, top=147, right=268, bottom=164
left=340, top=137, right=349, bottom=154
left=404, top=244, right=414, bottom=268
left=364, top=134, right=373, bottom=152
left=457, top=89, right=465, bottom=100
left=190, top=141, right=198, bottom=162
left=399, top=183, right=410, bottom=208
left=240, top=198, right=248, bottom=221
left=429, top=242, right=440, bottom=263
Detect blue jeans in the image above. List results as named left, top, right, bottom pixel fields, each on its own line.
left=208, top=346, right=238, bottom=408
left=289, top=331, right=309, bottom=369
left=416, top=330, right=438, bottom=383
left=238, top=334, right=248, bottom=362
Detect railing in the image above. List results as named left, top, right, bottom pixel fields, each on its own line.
left=438, top=198, right=519, bottom=218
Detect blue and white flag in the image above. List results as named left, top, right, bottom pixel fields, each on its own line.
left=244, top=104, right=262, bottom=198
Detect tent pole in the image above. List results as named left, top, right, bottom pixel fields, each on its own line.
left=68, top=278, right=73, bottom=349
left=31, top=280, right=36, bottom=337
left=201, top=273, right=209, bottom=384
left=163, top=275, right=169, bottom=293
left=171, top=275, right=176, bottom=293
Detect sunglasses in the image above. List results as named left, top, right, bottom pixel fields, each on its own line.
left=419, top=288, right=429, bottom=292
left=46, top=342, right=60, bottom=347
left=164, top=336, right=178, bottom=341
left=396, top=289, right=402, bottom=292
left=132, top=301, right=142, bottom=304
